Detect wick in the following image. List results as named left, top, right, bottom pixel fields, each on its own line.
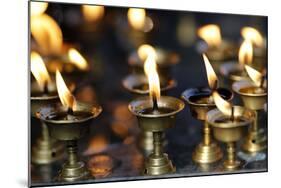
left=152, top=93, right=159, bottom=112
left=230, top=106, right=235, bottom=122
left=67, top=107, right=74, bottom=116
left=260, top=76, right=265, bottom=89
left=43, top=81, right=49, bottom=95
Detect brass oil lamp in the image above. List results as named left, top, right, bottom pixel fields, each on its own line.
left=128, top=54, right=185, bottom=175
left=122, top=73, right=176, bottom=153
left=232, top=65, right=267, bottom=153
left=182, top=54, right=233, bottom=165
left=124, top=44, right=178, bottom=154
left=37, top=70, right=102, bottom=182
left=196, top=24, right=237, bottom=71
left=30, top=51, right=64, bottom=164
left=207, top=92, right=255, bottom=170
left=128, top=44, right=180, bottom=82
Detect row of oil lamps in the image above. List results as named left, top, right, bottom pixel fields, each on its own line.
left=30, top=1, right=267, bottom=182
left=30, top=40, right=267, bottom=182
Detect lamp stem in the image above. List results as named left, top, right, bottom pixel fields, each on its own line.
left=203, top=121, right=211, bottom=146
left=226, top=142, right=236, bottom=164
left=153, top=132, right=163, bottom=157
left=252, top=110, right=259, bottom=132
left=41, top=122, right=50, bottom=141
left=67, top=140, right=78, bottom=166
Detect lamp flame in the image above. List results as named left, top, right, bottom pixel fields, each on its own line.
left=127, top=8, right=146, bottom=31
left=56, top=70, right=75, bottom=110
left=245, top=65, right=265, bottom=88
left=144, top=54, right=161, bottom=101
left=31, top=1, right=63, bottom=55
left=137, top=44, right=157, bottom=62
left=198, top=24, right=222, bottom=47
left=213, top=91, right=239, bottom=117
left=203, top=54, right=218, bottom=90
left=82, top=5, right=105, bottom=22
left=238, top=40, right=253, bottom=65
left=31, top=51, right=51, bottom=91
left=241, top=27, right=264, bottom=47
left=30, top=2, right=48, bottom=16
left=68, top=48, right=88, bottom=70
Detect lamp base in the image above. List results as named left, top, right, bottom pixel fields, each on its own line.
left=223, top=160, right=241, bottom=171
left=144, top=153, right=175, bottom=175
left=58, top=161, right=91, bottom=182
left=192, top=142, right=223, bottom=164
left=242, top=128, right=267, bottom=153
left=32, top=138, right=64, bottom=165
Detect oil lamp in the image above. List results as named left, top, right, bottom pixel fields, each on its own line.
left=128, top=44, right=180, bottom=81
left=196, top=24, right=237, bottom=71
left=123, top=51, right=177, bottom=154
left=30, top=51, right=64, bottom=164
left=232, top=65, right=267, bottom=153
left=37, top=70, right=102, bottom=182
left=182, top=54, right=233, bottom=165
left=207, top=92, right=255, bottom=170
left=128, top=54, right=185, bottom=175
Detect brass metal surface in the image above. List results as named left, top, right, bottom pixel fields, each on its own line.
left=37, top=101, right=102, bottom=181
left=31, top=83, right=64, bottom=164
left=128, top=96, right=184, bottom=175
left=207, top=107, right=254, bottom=170
left=182, top=88, right=232, bottom=164
left=232, top=80, right=267, bottom=153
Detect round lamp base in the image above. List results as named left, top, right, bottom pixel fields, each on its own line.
left=144, top=153, right=175, bottom=176
left=192, top=142, right=223, bottom=164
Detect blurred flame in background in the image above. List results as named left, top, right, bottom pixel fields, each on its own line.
left=241, top=27, right=264, bottom=48
left=68, top=48, right=88, bottom=70
left=30, top=2, right=63, bottom=55
left=82, top=5, right=105, bottom=22
left=198, top=24, right=222, bottom=48
left=31, top=51, right=52, bottom=91
left=238, top=39, right=253, bottom=65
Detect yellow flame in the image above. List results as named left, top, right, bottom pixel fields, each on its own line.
left=31, top=51, right=51, bottom=91
left=198, top=24, right=222, bottom=47
left=241, top=27, right=264, bottom=47
left=245, top=65, right=263, bottom=87
left=82, top=5, right=105, bottom=22
left=213, top=91, right=233, bottom=117
left=30, top=2, right=48, bottom=16
left=31, top=3, right=63, bottom=55
left=56, top=70, right=75, bottom=109
left=144, top=54, right=161, bottom=100
left=203, top=54, right=218, bottom=90
left=137, top=44, right=157, bottom=62
left=68, top=48, right=88, bottom=70
left=238, top=40, right=253, bottom=65
left=127, top=8, right=146, bottom=31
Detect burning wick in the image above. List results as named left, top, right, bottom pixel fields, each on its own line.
left=144, top=52, right=161, bottom=113
left=231, top=106, right=235, bottom=122
left=245, top=65, right=267, bottom=92
left=31, top=51, right=52, bottom=95
left=213, top=91, right=236, bottom=122
left=56, top=70, right=76, bottom=119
